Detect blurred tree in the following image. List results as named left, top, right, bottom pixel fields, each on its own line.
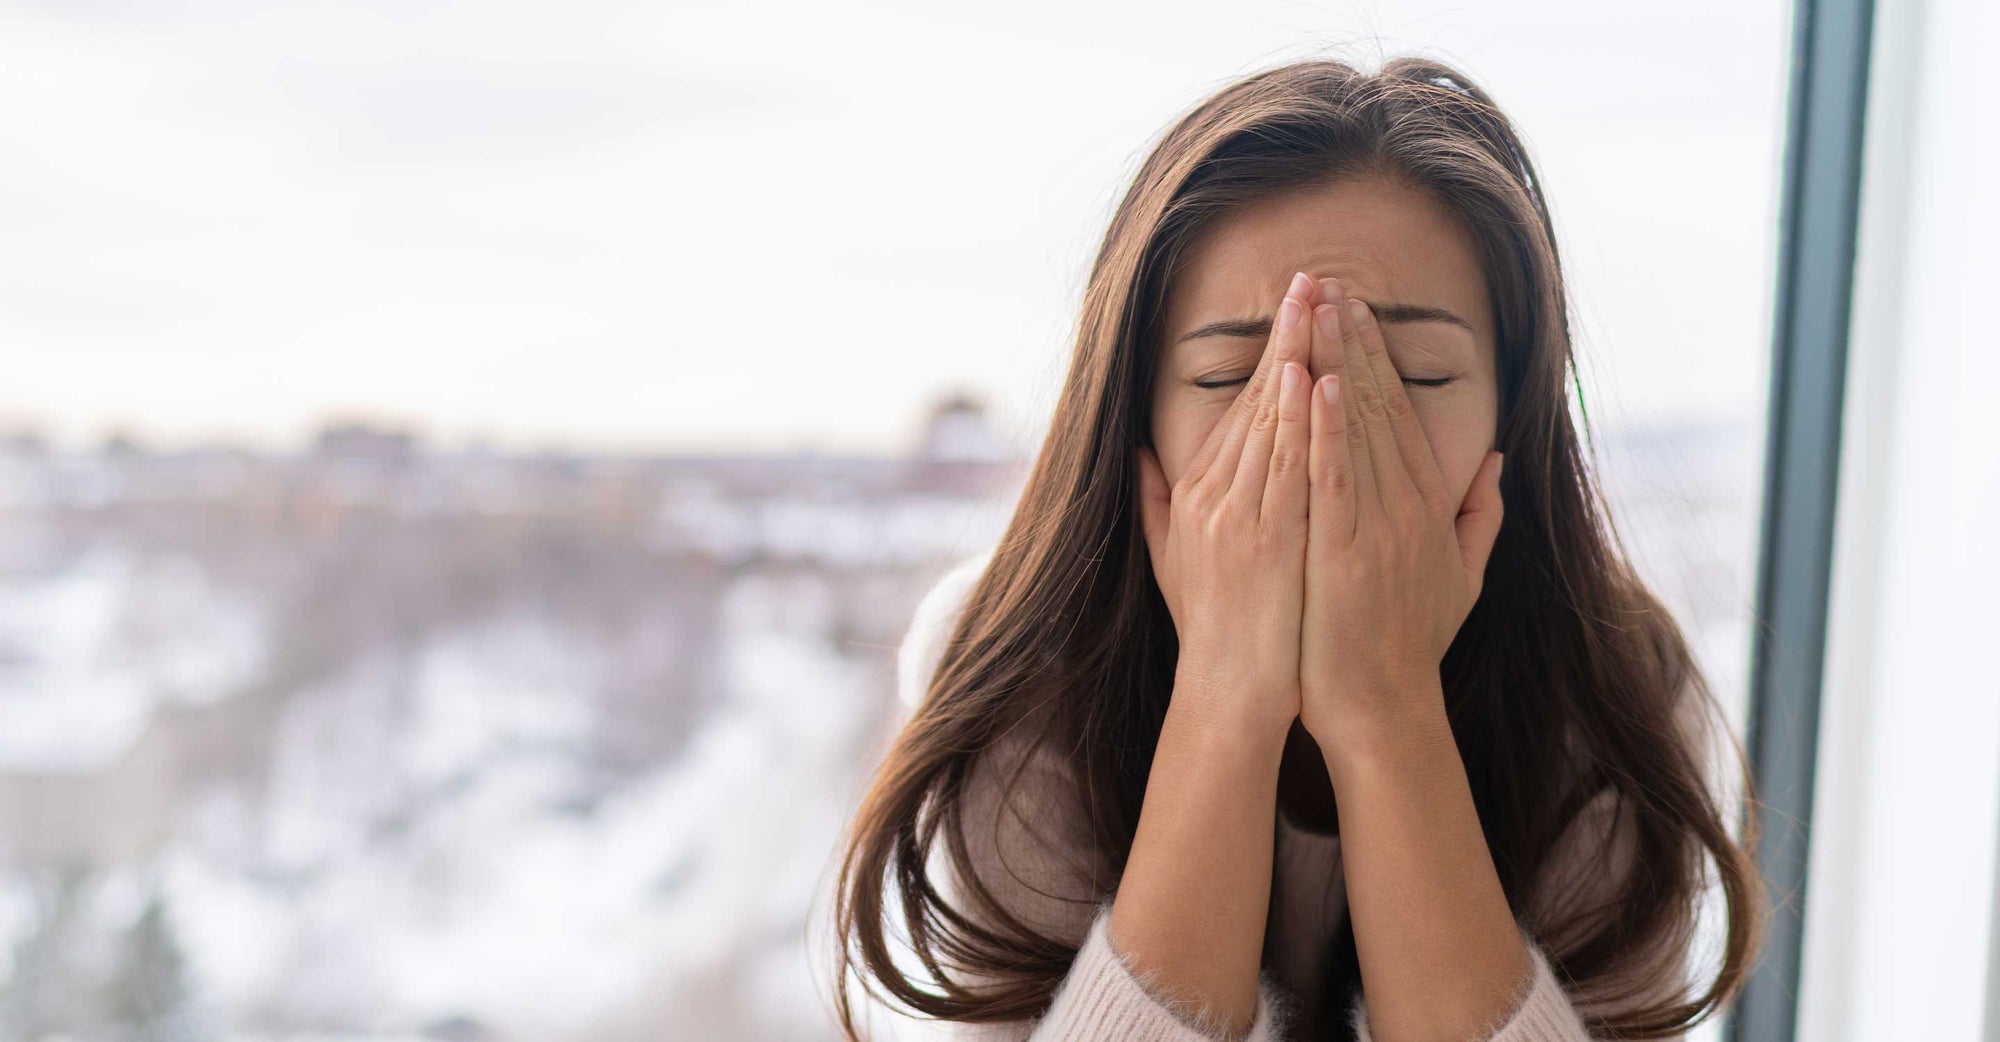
left=2, top=863, right=104, bottom=1041
left=106, top=888, right=213, bottom=1042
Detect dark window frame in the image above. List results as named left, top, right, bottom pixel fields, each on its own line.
left=1729, top=0, right=1875, bottom=1037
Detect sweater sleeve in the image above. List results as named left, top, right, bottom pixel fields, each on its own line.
left=1020, top=899, right=1297, bottom=1042
left=1344, top=929, right=1593, bottom=1042
left=923, top=907, right=1296, bottom=1042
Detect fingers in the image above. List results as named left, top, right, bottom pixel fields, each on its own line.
left=1312, top=279, right=1345, bottom=381
left=1221, top=279, right=1313, bottom=499
left=1346, top=298, right=1449, bottom=513
left=1307, top=371, right=1354, bottom=547
left=1321, top=283, right=1379, bottom=517
left=1336, top=292, right=1400, bottom=512
left=1259, top=361, right=1310, bottom=526
left=1185, top=273, right=1317, bottom=492
left=1225, top=346, right=1287, bottom=500
left=1455, top=450, right=1506, bottom=588
left=1136, top=444, right=1171, bottom=575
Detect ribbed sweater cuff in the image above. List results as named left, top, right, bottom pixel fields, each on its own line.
left=1036, top=900, right=1296, bottom=1042
left=1347, top=927, right=1592, bottom=1042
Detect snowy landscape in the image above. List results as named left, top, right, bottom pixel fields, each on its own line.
left=0, top=402, right=1759, bottom=1041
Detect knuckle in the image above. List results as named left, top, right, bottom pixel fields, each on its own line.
left=1384, top=390, right=1414, bottom=420
left=1177, top=477, right=1210, bottom=513
left=1251, top=396, right=1281, bottom=433
left=1200, top=481, right=1234, bottom=518
left=1269, top=444, right=1303, bottom=480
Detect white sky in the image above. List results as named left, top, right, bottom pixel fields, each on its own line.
left=0, top=0, right=1792, bottom=456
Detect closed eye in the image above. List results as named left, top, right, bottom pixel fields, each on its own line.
left=1192, top=375, right=1455, bottom=389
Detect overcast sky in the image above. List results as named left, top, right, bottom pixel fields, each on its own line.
left=0, top=0, right=1792, bottom=456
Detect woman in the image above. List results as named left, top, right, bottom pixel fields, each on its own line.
left=826, top=55, right=1768, bottom=1041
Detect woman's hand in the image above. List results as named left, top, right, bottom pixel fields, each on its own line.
left=1135, top=271, right=1318, bottom=738
left=1297, top=278, right=1506, bottom=752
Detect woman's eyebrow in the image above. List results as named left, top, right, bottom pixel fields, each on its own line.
left=1173, top=302, right=1474, bottom=345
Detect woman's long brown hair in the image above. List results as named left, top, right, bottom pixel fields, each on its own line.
left=825, top=54, right=1768, bottom=1040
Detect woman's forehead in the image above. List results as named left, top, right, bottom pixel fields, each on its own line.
left=1162, top=178, right=1494, bottom=349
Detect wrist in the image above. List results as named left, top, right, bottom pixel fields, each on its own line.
left=1163, top=676, right=1295, bottom=766
left=1172, top=655, right=1299, bottom=735
left=1304, top=678, right=1453, bottom=781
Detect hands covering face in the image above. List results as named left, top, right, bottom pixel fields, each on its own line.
left=1137, top=272, right=1506, bottom=744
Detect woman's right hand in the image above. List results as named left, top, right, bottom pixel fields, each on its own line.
left=1135, top=270, right=1321, bottom=737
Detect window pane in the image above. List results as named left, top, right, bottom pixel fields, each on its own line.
left=0, top=4, right=1792, bottom=1039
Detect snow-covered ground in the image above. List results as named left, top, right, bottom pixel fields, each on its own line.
left=0, top=420, right=1755, bottom=1041
left=0, top=545, right=266, bottom=774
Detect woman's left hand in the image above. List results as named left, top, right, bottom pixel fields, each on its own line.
left=1296, top=277, right=1506, bottom=754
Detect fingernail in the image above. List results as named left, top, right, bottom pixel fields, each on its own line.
left=1277, top=297, right=1302, bottom=331
left=1322, top=374, right=1340, bottom=405
left=1347, top=298, right=1371, bottom=326
left=1288, top=271, right=1313, bottom=301
left=1282, top=361, right=1302, bottom=396
left=1322, top=278, right=1345, bottom=304
left=1314, top=302, right=1339, bottom=339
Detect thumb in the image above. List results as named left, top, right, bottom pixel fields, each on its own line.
left=1455, top=450, right=1505, bottom=587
